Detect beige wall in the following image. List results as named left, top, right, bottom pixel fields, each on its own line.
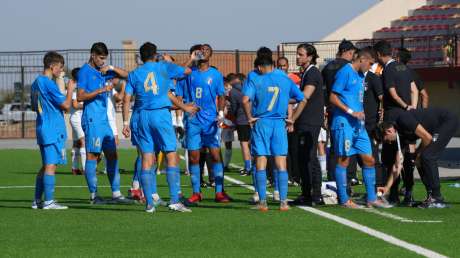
left=322, top=0, right=426, bottom=41
left=65, top=113, right=125, bottom=141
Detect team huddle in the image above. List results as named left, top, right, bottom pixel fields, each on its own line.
left=29, top=39, right=458, bottom=212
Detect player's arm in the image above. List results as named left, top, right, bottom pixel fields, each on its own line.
left=414, top=124, right=433, bottom=154
left=420, top=89, right=429, bottom=108
left=100, top=65, right=128, bottom=78
left=114, top=81, right=126, bottom=102
left=122, top=93, right=132, bottom=138
left=241, top=95, right=256, bottom=126
left=59, top=82, right=75, bottom=111
left=329, top=92, right=364, bottom=120
left=168, top=91, right=198, bottom=115
left=292, top=84, right=314, bottom=121
left=388, top=87, right=411, bottom=110
left=77, top=84, right=113, bottom=102
left=410, top=81, right=419, bottom=109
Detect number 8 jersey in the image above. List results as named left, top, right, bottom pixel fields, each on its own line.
left=176, top=66, right=225, bottom=126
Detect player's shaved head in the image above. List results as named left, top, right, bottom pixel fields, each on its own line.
left=139, top=42, right=157, bottom=63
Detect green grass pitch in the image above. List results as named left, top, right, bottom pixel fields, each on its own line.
left=0, top=149, right=459, bottom=257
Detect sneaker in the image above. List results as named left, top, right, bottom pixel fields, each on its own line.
left=289, top=195, right=312, bottom=206
left=187, top=193, right=203, bottom=204
left=71, top=168, right=82, bottom=175
left=169, top=203, right=192, bottom=212
left=341, top=199, right=363, bottom=209
left=152, top=196, right=168, bottom=207
left=145, top=205, right=155, bottom=213
left=249, top=193, right=259, bottom=204
left=90, top=196, right=107, bottom=205
left=32, top=200, right=42, bottom=209
left=215, top=192, right=231, bottom=203
left=239, top=169, right=249, bottom=176
left=128, top=188, right=145, bottom=202
left=180, top=195, right=197, bottom=207
left=418, top=196, right=447, bottom=209
left=251, top=200, right=268, bottom=212
left=401, top=194, right=415, bottom=207
left=112, top=195, right=134, bottom=204
left=280, top=200, right=290, bottom=211
left=43, top=201, right=68, bottom=210
left=311, top=196, right=326, bottom=206
left=273, top=191, right=280, bottom=202
left=367, top=199, right=393, bottom=208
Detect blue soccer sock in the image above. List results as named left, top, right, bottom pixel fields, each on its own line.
left=166, top=167, right=180, bottom=204
left=363, top=166, right=377, bottom=202
left=190, top=164, right=201, bottom=194
left=85, top=159, right=98, bottom=194
left=175, top=168, right=182, bottom=195
left=151, top=164, right=158, bottom=195
left=273, top=169, right=279, bottom=192
left=132, top=156, right=141, bottom=189
left=335, top=165, right=349, bottom=204
left=252, top=165, right=258, bottom=193
left=213, top=162, right=224, bottom=193
left=106, top=159, right=120, bottom=194
left=34, top=174, right=44, bottom=200
left=256, top=170, right=267, bottom=201
left=278, top=170, right=288, bottom=201
left=141, top=169, right=154, bottom=207
left=244, top=160, right=251, bottom=171
left=43, top=173, right=55, bottom=202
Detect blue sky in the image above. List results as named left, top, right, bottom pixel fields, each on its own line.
left=0, top=0, right=378, bottom=51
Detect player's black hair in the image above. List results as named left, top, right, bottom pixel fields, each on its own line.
left=139, top=42, right=158, bottom=63
left=254, top=55, right=273, bottom=67
left=43, top=51, right=64, bottom=69
left=355, top=47, right=373, bottom=60
left=256, top=47, right=272, bottom=59
left=297, top=43, right=319, bottom=65
left=189, top=44, right=202, bottom=54
left=90, top=42, right=109, bottom=56
left=277, top=56, right=289, bottom=64
left=226, top=73, right=239, bottom=82
left=202, top=43, right=213, bottom=56
left=71, top=67, right=80, bottom=81
left=375, top=121, right=396, bottom=142
left=361, top=46, right=377, bottom=60
left=237, top=73, right=246, bottom=81
left=373, top=40, right=392, bottom=57
left=398, top=48, right=412, bottom=65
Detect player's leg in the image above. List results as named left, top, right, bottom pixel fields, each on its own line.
left=317, top=127, right=328, bottom=180
left=39, top=142, right=68, bottom=209
left=32, top=166, right=44, bottom=209
left=78, top=138, right=86, bottom=172
left=83, top=123, right=104, bottom=203
left=332, top=126, right=356, bottom=207
left=165, top=151, right=191, bottom=212
left=274, top=156, right=289, bottom=211
left=237, top=125, right=252, bottom=176
left=141, top=152, right=156, bottom=212
left=209, top=147, right=230, bottom=202
left=401, top=143, right=416, bottom=205
left=222, top=128, right=233, bottom=170
left=185, top=120, right=203, bottom=203
left=271, top=120, right=289, bottom=208
left=71, top=141, right=80, bottom=175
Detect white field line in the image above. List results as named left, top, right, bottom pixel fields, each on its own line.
left=224, top=173, right=448, bottom=258
left=227, top=163, right=442, bottom=224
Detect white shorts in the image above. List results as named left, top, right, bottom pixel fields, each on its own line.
left=318, top=127, right=327, bottom=143
left=70, top=114, right=84, bottom=140
left=221, top=128, right=234, bottom=142
left=109, top=118, right=118, bottom=136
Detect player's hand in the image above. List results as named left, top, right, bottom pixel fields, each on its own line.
left=190, top=50, right=199, bottom=61
left=352, top=111, right=365, bottom=120
left=248, top=117, right=259, bottom=128
left=184, top=103, right=199, bottom=115
left=163, top=54, right=173, bottom=62
left=122, top=125, right=131, bottom=138
left=377, top=186, right=389, bottom=195
left=378, top=108, right=384, bottom=121
left=67, top=80, right=76, bottom=92
left=407, top=105, right=416, bottom=111
left=100, top=65, right=112, bottom=74
left=217, top=110, right=225, bottom=126
left=104, top=83, right=114, bottom=93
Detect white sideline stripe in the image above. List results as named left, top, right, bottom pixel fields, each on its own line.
left=227, top=163, right=442, bottom=224
left=224, top=174, right=447, bottom=258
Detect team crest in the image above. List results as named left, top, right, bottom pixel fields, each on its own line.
left=207, top=78, right=213, bottom=85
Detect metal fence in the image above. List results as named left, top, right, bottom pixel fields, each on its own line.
left=0, top=34, right=457, bottom=138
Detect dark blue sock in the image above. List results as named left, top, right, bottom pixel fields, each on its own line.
left=244, top=160, right=251, bottom=171
left=363, top=166, right=377, bottom=202
left=213, top=162, right=224, bottom=193
left=34, top=174, right=44, bottom=200
left=256, top=170, right=267, bottom=201
left=43, top=173, right=55, bottom=202
left=141, top=169, right=153, bottom=206
left=278, top=170, right=288, bottom=201
left=166, top=167, right=179, bottom=204
left=190, top=164, right=200, bottom=194
left=106, top=159, right=120, bottom=193
left=335, top=165, right=348, bottom=204
left=85, top=159, right=98, bottom=194
left=132, top=156, right=141, bottom=184
left=273, top=169, right=279, bottom=192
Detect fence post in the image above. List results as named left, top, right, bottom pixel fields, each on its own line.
left=235, top=49, right=240, bottom=74
left=400, top=36, right=404, bottom=48
left=109, top=49, right=113, bottom=65
left=455, top=34, right=458, bottom=67
left=20, top=66, right=25, bottom=138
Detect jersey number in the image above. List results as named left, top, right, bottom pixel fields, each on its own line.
left=144, top=72, right=159, bottom=95
left=267, top=86, right=279, bottom=111
left=195, top=87, right=202, bottom=99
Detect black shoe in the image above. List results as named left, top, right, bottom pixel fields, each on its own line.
left=239, top=169, right=249, bottom=176
left=312, top=196, right=325, bottom=206
left=200, top=182, right=208, bottom=188
left=289, top=195, right=312, bottom=206
left=418, top=195, right=447, bottom=209
left=401, top=193, right=415, bottom=207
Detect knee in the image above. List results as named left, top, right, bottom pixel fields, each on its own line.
left=189, top=152, right=200, bottom=164
left=363, top=156, right=375, bottom=167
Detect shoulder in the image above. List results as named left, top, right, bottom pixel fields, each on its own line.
left=210, top=67, right=223, bottom=77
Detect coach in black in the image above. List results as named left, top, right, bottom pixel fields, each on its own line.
left=322, top=40, right=356, bottom=179
left=378, top=108, right=458, bottom=208
left=291, top=43, right=324, bottom=205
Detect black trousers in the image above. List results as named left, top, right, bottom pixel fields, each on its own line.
left=287, top=132, right=301, bottom=184
left=296, top=126, right=322, bottom=199
left=418, top=115, right=458, bottom=198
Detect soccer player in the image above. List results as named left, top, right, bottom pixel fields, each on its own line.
left=377, top=108, right=458, bottom=208
left=176, top=44, right=232, bottom=204
left=69, top=67, right=86, bottom=175
left=31, top=51, right=74, bottom=209
left=242, top=55, right=306, bottom=211
left=329, top=48, right=390, bottom=208
left=76, top=42, right=130, bottom=204
left=122, top=42, right=198, bottom=213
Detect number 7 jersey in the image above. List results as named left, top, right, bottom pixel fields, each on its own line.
left=243, top=70, right=304, bottom=119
